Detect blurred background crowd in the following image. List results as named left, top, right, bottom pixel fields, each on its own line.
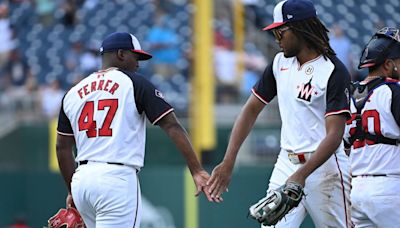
left=1, top=0, right=398, bottom=123
left=0, top=0, right=400, bottom=123
left=1, top=0, right=400, bottom=227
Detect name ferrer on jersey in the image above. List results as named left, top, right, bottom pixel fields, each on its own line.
left=77, top=78, right=120, bottom=99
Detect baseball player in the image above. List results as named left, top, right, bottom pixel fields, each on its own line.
left=56, top=32, right=213, bottom=228
left=344, top=27, right=400, bottom=227
left=207, top=0, right=352, bottom=227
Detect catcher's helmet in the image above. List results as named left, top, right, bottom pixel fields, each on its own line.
left=358, top=27, right=400, bottom=69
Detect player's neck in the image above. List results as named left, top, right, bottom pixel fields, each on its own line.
left=296, top=48, right=319, bottom=66
left=361, top=75, right=384, bottom=85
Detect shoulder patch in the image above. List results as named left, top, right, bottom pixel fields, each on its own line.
left=155, top=89, right=165, bottom=99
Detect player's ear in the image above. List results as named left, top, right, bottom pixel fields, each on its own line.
left=116, top=49, right=125, bottom=61
left=382, top=59, right=393, bottom=72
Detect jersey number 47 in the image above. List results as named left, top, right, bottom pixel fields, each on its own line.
left=78, top=99, right=118, bottom=138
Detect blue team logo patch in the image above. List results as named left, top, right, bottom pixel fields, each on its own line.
left=155, top=89, right=165, bottom=99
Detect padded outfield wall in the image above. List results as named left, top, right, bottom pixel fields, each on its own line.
left=0, top=123, right=313, bottom=228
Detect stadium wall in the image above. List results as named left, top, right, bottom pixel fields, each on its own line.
left=0, top=123, right=313, bottom=227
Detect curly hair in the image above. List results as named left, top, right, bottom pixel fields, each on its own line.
left=289, top=17, right=336, bottom=59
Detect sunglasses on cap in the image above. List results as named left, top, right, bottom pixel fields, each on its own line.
left=272, top=26, right=290, bottom=41
left=376, top=27, right=400, bottom=42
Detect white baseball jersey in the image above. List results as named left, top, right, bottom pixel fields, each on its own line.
left=255, top=53, right=352, bottom=228
left=57, top=67, right=173, bottom=168
left=344, top=79, right=400, bottom=176
left=252, top=53, right=351, bottom=152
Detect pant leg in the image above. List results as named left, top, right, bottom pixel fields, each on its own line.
left=72, top=166, right=96, bottom=228
left=72, top=163, right=140, bottom=228
left=351, top=176, right=400, bottom=228
left=261, top=149, right=307, bottom=228
left=350, top=180, right=376, bottom=228
left=304, top=150, right=351, bottom=228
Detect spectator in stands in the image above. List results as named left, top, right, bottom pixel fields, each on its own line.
left=64, top=41, right=85, bottom=87
left=214, top=29, right=240, bottom=103
left=79, top=41, right=101, bottom=75
left=242, top=0, right=265, bottom=28
left=241, top=42, right=267, bottom=99
left=330, top=24, right=355, bottom=76
left=40, top=79, right=65, bottom=119
left=0, top=4, right=15, bottom=70
left=3, top=49, right=32, bottom=88
left=34, top=0, right=56, bottom=27
left=213, top=3, right=242, bottom=104
left=1, top=49, right=37, bottom=112
left=61, top=0, right=78, bottom=27
left=146, top=10, right=180, bottom=79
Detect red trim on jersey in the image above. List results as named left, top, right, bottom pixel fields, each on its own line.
left=97, top=67, right=117, bottom=73
left=297, top=55, right=323, bottom=70
left=325, top=109, right=351, bottom=117
left=152, top=108, right=174, bottom=125
left=334, top=153, right=350, bottom=228
left=57, top=131, right=74, bottom=136
left=386, top=78, right=400, bottom=83
left=251, top=88, right=269, bottom=105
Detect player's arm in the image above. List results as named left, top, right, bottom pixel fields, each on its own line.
left=56, top=134, right=76, bottom=208
left=207, top=61, right=275, bottom=200
left=287, top=114, right=347, bottom=186
left=56, top=94, right=77, bottom=208
left=207, top=95, right=265, bottom=199
left=157, top=111, right=214, bottom=202
left=288, top=60, right=351, bottom=186
left=56, top=134, right=76, bottom=193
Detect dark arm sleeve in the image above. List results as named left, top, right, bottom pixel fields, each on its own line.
left=389, top=83, right=400, bottom=126
left=326, top=58, right=351, bottom=118
left=252, top=61, right=277, bottom=103
left=57, top=95, right=74, bottom=135
left=128, top=72, right=174, bottom=125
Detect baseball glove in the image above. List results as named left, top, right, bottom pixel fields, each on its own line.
left=248, top=181, right=304, bottom=226
left=48, top=207, right=86, bottom=228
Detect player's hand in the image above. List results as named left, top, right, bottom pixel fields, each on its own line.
left=207, top=161, right=232, bottom=202
left=286, top=172, right=306, bottom=188
left=66, top=193, right=75, bottom=208
left=192, top=170, right=217, bottom=202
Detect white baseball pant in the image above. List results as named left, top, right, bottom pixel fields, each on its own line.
left=71, top=161, right=141, bottom=228
left=261, top=149, right=351, bottom=228
left=351, top=176, right=400, bottom=227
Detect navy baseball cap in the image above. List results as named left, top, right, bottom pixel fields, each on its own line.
left=263, top=0, right=317, bottom=31
left=100, top=32, right=152, bottom=61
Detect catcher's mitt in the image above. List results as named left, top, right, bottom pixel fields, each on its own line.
left=48, top=207, right=86, bottom=228
left=248, top=181, right=304, bottom=226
